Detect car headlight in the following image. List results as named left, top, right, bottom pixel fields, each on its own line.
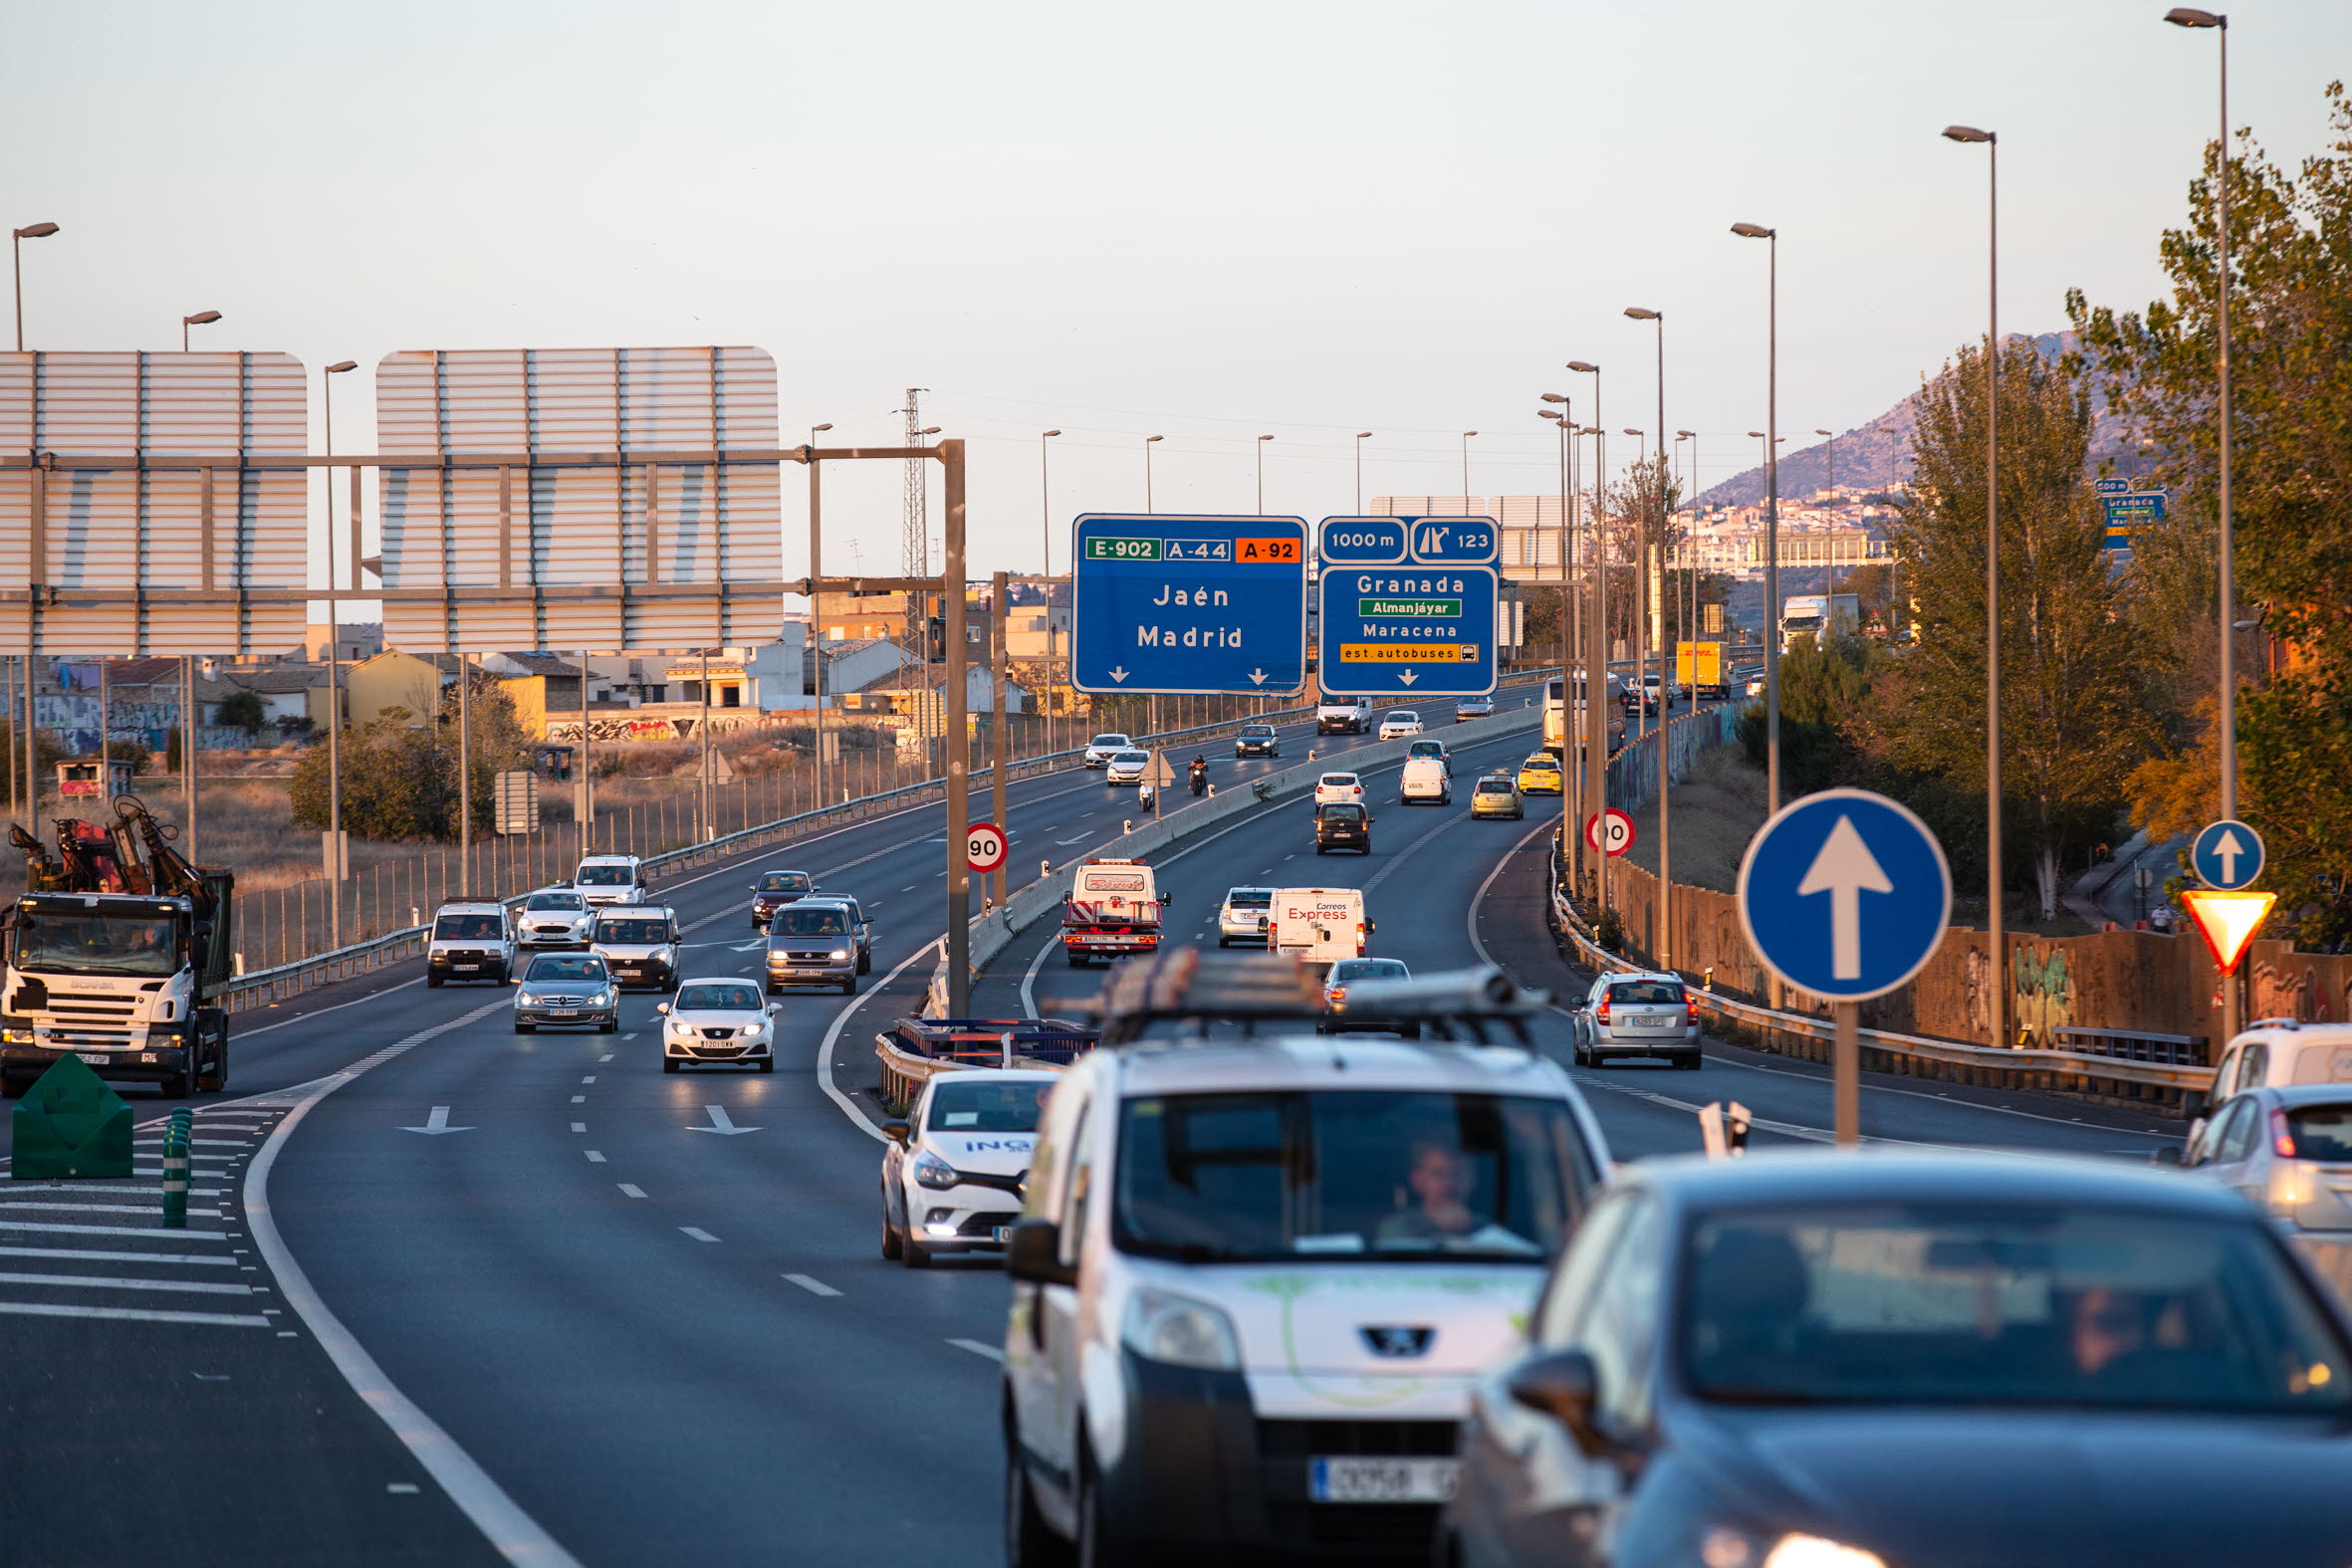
left=517, top=994, right=542, bottom=1007
left=829, top=948, right=850, bottom=961
left=1122, top=1287, right=1241, bottom=1371
left=2, top=1026, right=37, bottom=1043
left=653, top=947, right=674, bottom=964
left=911, top=1150, right=961, bottom=1190
left=742, top=1019, right=766, bottom=1035
left=593, top=990, right=614, bottom=1007
left=1698, top=1530, right=1887, bottom=1568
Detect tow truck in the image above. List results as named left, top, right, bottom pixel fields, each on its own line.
left=1058, top=857, right=1169, bottom=968
left=2, top=795, right=234, bottom=1098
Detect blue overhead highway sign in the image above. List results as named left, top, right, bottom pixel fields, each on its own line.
left=1737, top=787, right=1953, bottom=1002
left=2192, top=817, right=2265, bottom=891
left=1069, top=514, right=1307, bottom=695
left=1315, top=516, right=1500, bottom=697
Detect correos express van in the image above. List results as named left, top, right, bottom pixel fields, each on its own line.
left=1268, top=887, right=1370, bottom=969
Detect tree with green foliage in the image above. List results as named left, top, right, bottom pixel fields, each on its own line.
left=1738, top=631, right=1871, bottom=797
left=2067, top=82, right=2352, bottom=949
left=288, top=668, right=533, bottom=842
left=214, top=689, right=267, bottom=742
left=1862, top=337, right=2156, bottom=922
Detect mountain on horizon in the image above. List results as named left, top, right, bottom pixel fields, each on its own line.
left=1694, top=331, right=2153, bottom=509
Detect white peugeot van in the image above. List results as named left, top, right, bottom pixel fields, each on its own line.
left=1269, top=887, right=1371, bottom=971
left=1000, top=959, right=1612, bottom=1566
left=1400, top=755, right=1452, bottom=806
left=573, top=853, right=652, bottom=908
left=2187, top=1019, right=2352, bottom=1146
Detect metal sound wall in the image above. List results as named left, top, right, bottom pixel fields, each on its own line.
left=0, top=351, right=310, bottom=655
left=375, top=346, right=783, bottom=653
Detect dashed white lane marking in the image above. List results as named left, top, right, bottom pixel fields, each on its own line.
left=584, top=1151, right=606, bottom=1164
left=783, top=1273, right=840, bottom=1297
left=680, top=1227, right=719, bottom=1242
left=0, top=1270, right=256, bottom=1296
left=571, top=1123, right=587, bottom=1134
left=621, top=1033, right=637, bottom=1041
left=900, top=884, right=916, bottom=892
left=387, top=1483, right=421, bottom=1495
left=948, top=1338, right=1006, bottom=1363
left=0, top=1244, right=237, bottom=1266
left=617, top=1185, right=647, bottom=1199
left=571, top=1095, right=587, bottom=1104
left=598, top=1054, right=615, bottom=1062
left=581, top=1075, right=596, bottom=1084
left=0, top=1300, right=273, bottom=1328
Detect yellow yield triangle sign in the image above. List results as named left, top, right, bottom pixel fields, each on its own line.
left=2179, top=887, right=2277, bottom=977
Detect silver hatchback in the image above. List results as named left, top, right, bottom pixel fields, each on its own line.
left=1571, top=971, right=1700, bottom=1068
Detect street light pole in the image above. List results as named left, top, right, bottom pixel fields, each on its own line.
left=1143, top=433, right=1163, bottom=514
left=1568, top=362, right=1606, bottom=919
left=1541, top=402, right=1577, bottom=893
left=323, top=358, right=356, bottom=942
left=1732, top=222, right=1781, bottom=811
left=181, top=310, right=221, bottom=352
left=1945, top=122, right=2005, bottom=1050
left=11, top=222, right=59, bottom=351
left=1256, top=434, right=1273, bottom=512
left=1816, top=427, right=1837, bottom=598
left=1459, top=432, right=1478, bottom=509
left=1354, top=432, right=1372, bottom=513
left=808, top=422, right=834, bottom=813
left=1626, top=307, right=1671, bottom=972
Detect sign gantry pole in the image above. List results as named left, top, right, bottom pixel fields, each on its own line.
left=992, top=570, right=1010, bottom=911
left=942, top=440, right=972, bottom=1017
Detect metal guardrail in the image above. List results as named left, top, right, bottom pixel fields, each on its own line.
left=1546, top=882, right=2214, bottom=1101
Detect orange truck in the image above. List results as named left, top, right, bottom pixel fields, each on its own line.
left=1060, top=858, right=1168, bottom=968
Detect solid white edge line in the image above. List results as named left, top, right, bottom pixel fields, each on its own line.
left=243, top=1026, right=582, bottom=1568
left=816, top=943, right=939, bottom=1144
left=948, top=1337, right=1007, bottom=1363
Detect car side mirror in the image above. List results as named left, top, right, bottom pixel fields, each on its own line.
left=767, top=1003, right=782, bottom=1013
left=881, top=1120, right=911, bottom=1145
left=1006, top=1220, right=1075, bottom=1287
left=655, top=1003, right=670, bottom=1013
left=2182, top=1089, right=2210, bottom=1120
left=1507, top=1349, right=1609, bottom=1456
left=1368, top=921, right=1378, bottom=933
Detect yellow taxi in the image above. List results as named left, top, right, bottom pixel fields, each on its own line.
left=1515, top=753, right=1563, bottom=795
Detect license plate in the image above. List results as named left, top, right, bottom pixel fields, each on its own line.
left=992, top=1226, right=1015, bottom=1243
left=1308, top=1457, right=1457, bottom=1504
left=454, top=964, right=479, bottom=972
left=77, top=1052, right=109, bottom=1066
left=1640, top=1014, right=1675, bottom=1027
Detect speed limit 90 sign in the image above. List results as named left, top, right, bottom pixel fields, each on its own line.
left=966, top=820, right=1008, bottom=873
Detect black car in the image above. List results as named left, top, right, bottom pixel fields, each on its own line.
left=1233, top=723, right=1281, bottom=759
left=1313, top=801, right=1371, bottom=854
left=1444, top=1150, right=2352, bottom=1568
left=749, top=868, right=819, bottom=929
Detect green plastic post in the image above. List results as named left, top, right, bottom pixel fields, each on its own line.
left=161, top=1108, right=191, bottom=1228
left=10, top=1055, right=133, bottom=1180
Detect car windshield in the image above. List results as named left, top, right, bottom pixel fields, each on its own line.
left=434, top=913, right=504, bottom=941
left=1681, top=1203, right=2352, bottom=1415
left=1329, top=959, right=1408, bottom=984
left=527, top=893, right=585, bottom=912
left=1225, top=889, right=1272, bottom=909
left=596, top=918, right=668, bottom=944
left=1090, top=735, right=1128, bottom=748
left=12, top=912, right=180, bottom=977
left=1320, top=775, right=1356, bottom=787
left=1608, top=980, right=1685, bottom=1006
left=1320, top=804, right=1365, bottom=823
left=1113, top=752, right=1148, bottom=766
left=2286, top=1104, right=2352, bottom=1161
left=577, top=865, right=631, bottom=886
left=757, top=873, right=811, bottom=893
left=1114, top=1090, right=1589, bottom=1263
left=926, top=1079, right=1053, bottom=1134
left=1409, top=741, right=1442, bottom=754
left=773, top=908, right=848, bottom=937
left=1523, top=757, right=1553, bottom=771
left=1242, top=726, right=1274, bottom=738
left=1476, top=781, right=1515, bottom=795
left=677, top=983, right=761, bottom=1011
left=527, top=956, right=606, bottom=983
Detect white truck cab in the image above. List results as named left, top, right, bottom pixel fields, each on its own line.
left=573, top=854, right=651, bottom=908
left=1000, top=959, right=1612, bottom=1566
left=1268, top=887, right=1370, bottom=970
left=1315, top=696, right=1372, bottom=735
left=426, top=902, right=516, bottom=987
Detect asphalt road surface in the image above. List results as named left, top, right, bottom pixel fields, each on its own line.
left=0, top=691, right=2178, bottom=1566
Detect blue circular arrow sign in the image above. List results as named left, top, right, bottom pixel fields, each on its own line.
left=1737, top=787, right=1953, bottom=1002
left=2191, top=817, right=2264, bottom=891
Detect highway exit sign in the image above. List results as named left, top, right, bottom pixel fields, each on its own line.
left=1315, top=516, right=1500, bottom=696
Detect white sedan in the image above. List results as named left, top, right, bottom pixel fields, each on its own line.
left=1313, top=771, right=1365, bottom=807
left=1104, top=749, right=1151, bottom=785
left=880, top=1068, right=1058, bottom=1267
left=1378, top=710, right=1424, bottom=740
left=1081, top=733, right=1133, bottom=769
left=657, top=977, right=783, bottom=1073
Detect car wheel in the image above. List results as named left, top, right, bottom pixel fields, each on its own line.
left=198, top=1037, right=228, bottom=1094
left=881, top=1205, right=904, bottom=1260
left=427, top=973, right=443, bottom=989
left=1005, top=1435, right=1073, bottom=1568
left=153, top=1055, right=191, bottom=1100
left=841, top=978, right=857, bottom=996
left=758, top=1057, right=775, bottom=1073
left=902, top=1235, right=933, bottom=1269
left=599, top=1014, right=618, bottom=1034
left=1067, top=953, right=1089, bottom=969
left=662, top=1057, right=680, bottom=1073
left=0, top=1072, right=22, bottom=1098
left=515, top=1022, right=536, bottom=1034
left=858, top=950, right=871, bottom=976
left=1676, top=1052, right=1703, bottom=1070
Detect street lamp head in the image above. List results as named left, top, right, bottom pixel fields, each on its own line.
left=1676, top=429, right=1696, bottom=438
left=13, top=223, right=59, bottom=240
left=1538, top=409, right=1562, bottom=420
left=1145, top=433, right=1164, bottom=443
left=1942, top=124, right=1996, bottom=144
left=1042, top=429, right=1061, bottom=438
left=1538, top=393, right=1567, bottom=404
left=1624, top=307, right=1661, bottom=322
left=1748, top=430, right=1765, bottom=438
left=1622, top=427, right=1643, bottom=437
left=326, top=359, right=357, bottom=373
left=812, top=422, right=834, bottom=433
left=1257, top=433, right=1275, bottom=442
left=1566, top=361, right=1598, bottom=374
left=1730, top=222, right=1773, bottom=240
left=2165, top=6, right=2224, bottom=26
left=918, top=426, right=941, bottom=436
left=1463, top=430, right=1478, bottom=438
left=183, top=311, right=222, bottom=327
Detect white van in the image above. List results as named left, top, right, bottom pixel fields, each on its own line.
left=999, top=965, right=1614, bottom=1565
left=574, top=853, right=652, bottom=908
left=425, top=902, right=515, bottom=988
left=2188, top=1020, right=2352, bottom=1143
left=1315, top=696, right=1372, bottom=736
left=1268, top=887, right=1370, bottom=969
left=1400, top=755, right=1452, bottom=805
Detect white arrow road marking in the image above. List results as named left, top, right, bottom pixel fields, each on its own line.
left=1108, top=667, right=1128, bottom=683
left=2212, top=827, right=2244, bottom=885
left=730, top=939, right=767, bottom=953
left=688, top=1105, right=760, bottom=1135
left=1797, top=814, right=1893, bottom=981
left=399, top=1106, right=473, bottom=1136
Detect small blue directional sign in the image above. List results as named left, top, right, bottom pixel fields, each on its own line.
left=2192, top=817, right=2265, bottom=891
left=1069, top=514, right=1307, bottom=696
left=2094, top=478, right=2132, bottom=494
left=1737, top=787, right=1953, bottom=1002
left=1315, top=516, right=1500, bottom=697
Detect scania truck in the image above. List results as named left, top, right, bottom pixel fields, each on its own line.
left=1, top=796, right=234, bottom=1099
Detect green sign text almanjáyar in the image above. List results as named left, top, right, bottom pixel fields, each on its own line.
left=1358, top=596, right=1461, bottom=618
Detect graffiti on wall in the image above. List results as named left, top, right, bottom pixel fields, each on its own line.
left=2010, top=944, right=2075, bottom=1045
left=547, top=718, right=686, bottom=744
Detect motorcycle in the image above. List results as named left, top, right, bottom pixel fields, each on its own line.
left=1188, top=761, right=1209, bottom=797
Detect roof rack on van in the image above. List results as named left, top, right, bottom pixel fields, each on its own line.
left=1085, top=951, right=1548, bottom=1048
